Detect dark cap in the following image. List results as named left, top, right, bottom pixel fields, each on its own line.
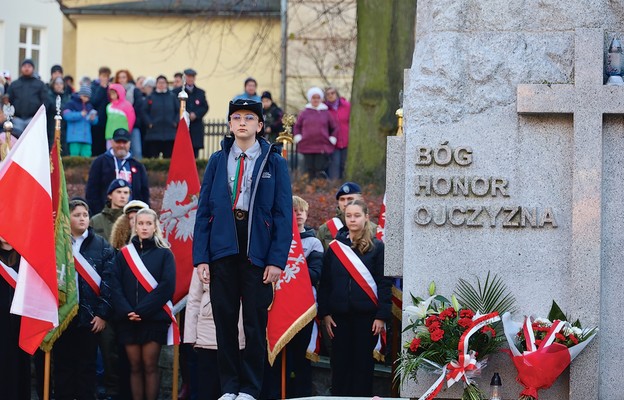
left=21, top=59, right=34, bottom=68
left=107, top=179, right=130, bottom=195
left=261, top=91, right=272, bottom=100
left=335, top=182, right=362, bottom=199
left=183, top=68, right=197, bottom=76
left=51, top=64, right=63, bottom=74
left=112, top=128, right=131, bottom=142
left=229, top=99, right=264, bottom=121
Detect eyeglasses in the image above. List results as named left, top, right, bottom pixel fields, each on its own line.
left=231, top=114, right=258, bottom=122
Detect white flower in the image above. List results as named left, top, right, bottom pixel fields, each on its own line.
left=404, top=295, right=436, bottom=321
left=534, top=317, right=552, bottom=326
left=571, top=327, right=582, bottom=336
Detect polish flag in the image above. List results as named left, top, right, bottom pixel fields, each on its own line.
left=160, top=116, right=200, bottom=308
left=0, top=106, right=59, bottom=354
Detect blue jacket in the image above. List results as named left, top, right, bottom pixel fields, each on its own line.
left=193, top=136, right=293, bottom=269
left=63, top=94, right=98, bottom=144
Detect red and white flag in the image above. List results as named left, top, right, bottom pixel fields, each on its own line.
left=160, top=117, right=200, bottom=308
left=0, top=106, right=59, bottom=354
left=376, top=193, right=386, bottom=241
left=267, top=211, right=316, bottom=365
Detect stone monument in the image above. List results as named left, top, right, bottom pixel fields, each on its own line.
left=386, top=2, right=624, bottom=399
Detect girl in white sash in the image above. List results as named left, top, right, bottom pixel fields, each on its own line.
left=111, top=208, right=175, bottom=400
left=318, top=199, right=391, bottom=397
left=0, top=236, right=30, bottom=400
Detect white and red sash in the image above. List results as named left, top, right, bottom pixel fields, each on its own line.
left=328, top=240, right=378, bottom=306
left=326, top=217, right=344, bottom=238
left=0, top=260, right=17, bottom=289
left=73, top=250, right=102, bottom=296
left=121, top=244, right=181, bottom=345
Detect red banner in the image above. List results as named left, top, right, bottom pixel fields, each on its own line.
left=160, top=118, right=200, bottom=307
left=267, top=211, right=316, bottom=365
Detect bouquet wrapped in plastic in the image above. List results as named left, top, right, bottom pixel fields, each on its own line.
left=502, top=302, right=597, bottom=400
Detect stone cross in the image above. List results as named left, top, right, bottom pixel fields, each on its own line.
left=516, top=28, right=624, bottom=399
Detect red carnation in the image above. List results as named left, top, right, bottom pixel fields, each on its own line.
left=427, top=321, right=441, bottom=333
left=409, top=337, right=421, bottom=353
left=458, top=317, right=473, bottom=329
left=430, top=329, right=444, bottom=342
left=555, top=333, right=567, bottom=342
left=459, top=309, right=475, bottom=319
left=425, top=315, right=439, bottom=327
left=439, top=307, right=457, bottom=320
left=534, top=339, right=543, bottom=347
left=569, top=335, right=579, bottom=345
left=481, top=326, right=496, bottom=338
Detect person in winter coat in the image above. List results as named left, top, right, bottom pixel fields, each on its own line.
left=85, top=128, right=150, bottom=215
left=261, top=91, right=283, bottom=143
left=293, top=86, right=338, bottom=180
left=53, top=199, right=114, bottom=400
left=46, top=76, right=71, bottom=150
left=172, top=68, right=208, bottom=157
left=63, top=84, right=99, bottom=156
left=91, top=66, right=112, bottom=156
left=115, top=69, right=144, bottom=159
left=261, top=195, right=323, bottom=399
left=90, top=178, right=131, bottom=241
left=185, top=272, right=245, bottom=400
left=318, top=199, right=391, bottom=397
left=105, top=83, right=136, bottom=150
left=0, top=236, right=31, bottom=400
left=143, top=75, right=179, bottom=158
left=111, top=208, right=175, bottom=400
left=193, top=99, right=292, bottom=400
left=7, top=58, right=47, bottom=137
left=324, top=86, right=350, bottom=180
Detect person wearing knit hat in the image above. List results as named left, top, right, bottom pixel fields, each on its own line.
left=90, top=178, right=131, bottom=242
left=261, top=91, right=283, bottom=142
left=63, top=81, right=99, bottom=156
left=293, top=86, right=338, bottom=180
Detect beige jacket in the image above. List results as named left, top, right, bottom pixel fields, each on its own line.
left=184, top=273, right=245, bottom=350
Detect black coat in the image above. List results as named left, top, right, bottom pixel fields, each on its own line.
left=173, top=86, right=208, bottom=149
left=318, top=230, right=391, bottom=321
left=144, top=91, right=179, bottom=141
left=90, top=81, right=109, bottom=130
left=111, top=236, right=175, bottom=323
left=85, top=151, right=150, bottom=215
left=7, top=76, right=47, bottom=119
left=74, top=228, right=115, bottom=328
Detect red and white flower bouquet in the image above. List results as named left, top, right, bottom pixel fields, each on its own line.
left=502, top=302, right=598, bottom=400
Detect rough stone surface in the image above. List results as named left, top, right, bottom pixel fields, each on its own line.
left=385, top=135, right=406, bottom=277
left=387, top=1, right=624, bottom=399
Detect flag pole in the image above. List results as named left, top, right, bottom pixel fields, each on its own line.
left=44, top=351, right=51, bottom=400
left=276, top=114, right=295, bottom=159
left=171, top=82, right=188, bottom=400
left=0, top=118, right=13, bottom=160
left=54, top=95, right=62, bottom=145
left=281, top=348, right=287, bottom=399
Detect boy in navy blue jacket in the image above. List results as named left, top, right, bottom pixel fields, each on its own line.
left=193, top=99, right=292, bottom=400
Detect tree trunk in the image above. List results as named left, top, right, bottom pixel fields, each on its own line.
left=346, top=0, right=417, bottom=183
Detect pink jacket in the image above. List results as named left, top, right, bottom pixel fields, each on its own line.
left=184, top=273, right=245, bottom=350
left=293, top=105, right=338, bottom=154
left=325, top=97, right=350, bottom=149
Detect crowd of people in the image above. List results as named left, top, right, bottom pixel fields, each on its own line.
left=0, top=58, right=385, bottom=400
left=0, top=59, right=352, bottom=180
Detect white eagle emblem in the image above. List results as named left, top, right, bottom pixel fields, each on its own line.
left=160, top=180, right=199, bottom=242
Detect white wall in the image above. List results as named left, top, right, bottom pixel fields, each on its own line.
left=0, top=0, right=63, bottom=82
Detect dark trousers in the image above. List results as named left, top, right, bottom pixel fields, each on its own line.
left=196, top=349, right=221, bottom=400
left=328, top=147, right=347, bottom=180
left=261, top=321, right=314, bottom=399
left=98, top=322, right=121, bottom=397
left=303, top=153, right=330, bottom=179
left=144, top=140, right=174, bottom=158
left=210, top=219, right=274, bottom=398
left=330, top=312, right=377, bottom=397
left=53, top=322, right=99, bottom=400
left=0, top=314, right=30, bottom=400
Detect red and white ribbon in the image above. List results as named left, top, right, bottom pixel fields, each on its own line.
left=523, top=317, right=564, bottom=354
left=0, top=260, right=17, bottom=289
left=73, top=250, right=101, bottom=296
left=418, top=312, right=500, bottom=400
left=326, top=217, right=344, bottom=238
left=523, top=316, right=537, bottom=353
left=121, top=244, right=181, bottom=345
left=329, top=239, right=378, bottom=305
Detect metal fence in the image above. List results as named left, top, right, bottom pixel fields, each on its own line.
left=198, top=119, right=299, bottom=172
